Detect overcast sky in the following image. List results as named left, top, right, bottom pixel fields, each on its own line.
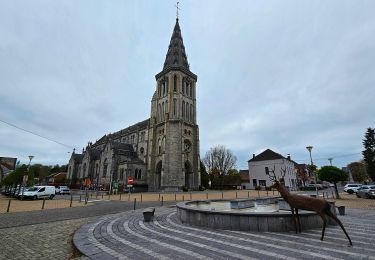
left=0, top=0, right=374, bottom=169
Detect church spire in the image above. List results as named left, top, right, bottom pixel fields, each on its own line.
left=163, top=19, right=189, bottom=71
left=156, top=18, right=197, bottom=80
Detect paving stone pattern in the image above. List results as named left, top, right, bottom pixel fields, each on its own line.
left=0, top=218, right=92, bottom=260
left=75, top=208, right=375, bottom=260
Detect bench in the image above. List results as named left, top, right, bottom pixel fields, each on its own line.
left=143, top=207, right=155, bottom=222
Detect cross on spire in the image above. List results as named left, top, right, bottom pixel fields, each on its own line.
left=175, top=1, right=180, bottom=19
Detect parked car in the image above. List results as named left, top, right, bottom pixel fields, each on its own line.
left=368, top=189, right=375, bottom=199
left=356, top=185, right=375, bottom=198
left=22, top=186, right=56, bottom=200
left=55, top=186, right=70, bottom=195
left=344, top=184, right=362, bottom=194
left=306, top=184, right=323, bottom=190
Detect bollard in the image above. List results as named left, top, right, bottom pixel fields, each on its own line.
left=42, top=199, right=46, bottom=210
left=175, top=193, right=177, bottom=201
left=141, top=193, right=143, bottom=202
left=161, top=196, right=164, bottom=206
left=70, top=196, right=73, bottom=207
left=257, top=190, right=260, bottom=197
left=206, top=192, right=208, bottom=199
left=133, top=198, right=136, bottom=210
left=79, top=195, right=82, bottom=203
left=236, top=192, right=238, bottom=199
left=158, top=193, right=160, bottom=201
left=120, top=193, right=122, bottom=200
left=183, top=195, right=185, bottom=201
left=222, top=192, right=224, bottom=199
left=266, top=190, right=269, bottom=196
left=190, top=193, right=192, bottom=200
left=248, top=191, right=249, bottom=198
left=85, top=196, right=88, bottom=205
left=6, top=199, right=11, bottom=213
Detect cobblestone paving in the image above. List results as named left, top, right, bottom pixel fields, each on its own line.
left=0, top=217, right=92, bottom=260
left=75, top=207, right=375, bottom=260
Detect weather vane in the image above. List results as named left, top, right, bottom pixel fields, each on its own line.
left=175, top=1, right=180, bottom=19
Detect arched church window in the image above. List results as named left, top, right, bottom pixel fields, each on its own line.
left=174, top=75, right=177, bottom=92
left=182, top=81, right=185, bottom=95
left=162, top=82, right=166, bottom=96
left=83, top=163, right=87, bottom=177
left=158, top=104, right=161, bottom=122
left=103, top=159, right=108, bottom=178
left=186, top=102, right=189, bottom=120
left=190, top=104, right=193, bottom=122
left=182, top=101, right=185, bottom=119
left=162, top=102, right=165, bottom=120
left=158, top=83, right=161, bottom=97
left=173, top=98, right=177, bottom=117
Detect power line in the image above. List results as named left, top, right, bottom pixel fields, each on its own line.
left=294, top=152, right=362, bottom=162
left=0, top=118, right=75, bottom=149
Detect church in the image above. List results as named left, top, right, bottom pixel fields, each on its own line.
left=67, top=18, right=200, bottom=192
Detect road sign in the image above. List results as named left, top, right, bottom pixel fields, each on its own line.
left=128, top=176, right=134, bottom=185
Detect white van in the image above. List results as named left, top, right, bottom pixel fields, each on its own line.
left=22, top=186, right=56, bottom=200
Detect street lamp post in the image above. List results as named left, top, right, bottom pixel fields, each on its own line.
left=306, top=146, right=318, bottom=196
left=22, top=155, right=34, bottom=200
left=328, top=158, right=333, bottom=166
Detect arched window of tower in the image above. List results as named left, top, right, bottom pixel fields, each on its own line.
left=174, top=75, right=177, bottom=92
left=186, top=102, right=189, bottom=120
left=173, top=98, right=177, bottom=117
left=190, top=104, right=193, bottom=122
left=182, top=101, right=185, bottom=119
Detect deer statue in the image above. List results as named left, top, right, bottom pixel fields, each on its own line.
left=267, top=166, right=353, bottom=246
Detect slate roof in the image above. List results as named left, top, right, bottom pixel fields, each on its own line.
left=155, top=19, right=197, bottom=80
left=248, top=149, right=285, bottom=162
left=72, top=153, right=84, bottom=162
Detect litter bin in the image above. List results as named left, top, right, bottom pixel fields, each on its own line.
left=337, top=206, right=345, bottom=216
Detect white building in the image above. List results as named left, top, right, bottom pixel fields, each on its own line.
left=248, top=149, right=298, bottom=190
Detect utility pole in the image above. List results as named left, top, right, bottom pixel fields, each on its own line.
left=328, top=158, right=333, bottom=166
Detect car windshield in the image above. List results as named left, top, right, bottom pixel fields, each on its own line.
left=27, top=187, right=39, bottom=191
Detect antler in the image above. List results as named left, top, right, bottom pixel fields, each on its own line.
left=280, top=166, right=286, bottom=178
left=266, top=165, right=277, bottom=182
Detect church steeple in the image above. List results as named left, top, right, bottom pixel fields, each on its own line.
left=164, top=19, right=189, bottom=70
left=156, top=19, right=197, bottom=80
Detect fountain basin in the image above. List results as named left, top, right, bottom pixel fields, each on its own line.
left=177, top=198, right=327, bottom=232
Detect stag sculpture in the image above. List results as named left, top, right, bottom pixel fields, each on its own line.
left=267, top=166, right=352, bottom=246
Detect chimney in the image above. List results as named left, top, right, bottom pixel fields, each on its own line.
left=287, top=154, right=291, bottom=160
left=253, top=154, right=255, bottom=159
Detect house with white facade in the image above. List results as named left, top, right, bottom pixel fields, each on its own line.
left=248, top=149, right=298, bottom=190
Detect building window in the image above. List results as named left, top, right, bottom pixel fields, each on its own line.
left=140, top=147, right=144, bottom=154
left=103, top=159, right=108, bottom=178
left=174, top=75, right=177, bottom=92
left=186, top=102, right=189, bottom=120
left=173, top=99, right=177, bottom=117
left=259, top=180, right=267, bottom=187
left=158, top=84, right=161, bottom=97
left=190, top=104, right=193, bottom=122
left=182, top=81, right=185, bottom=95
left=166, top=100, right=168, bottom=113
left=182, top=101, right=185, bottom=119
left=120, top=169, right=124, bottom=180
left=135, top=169, right=142, bottom=180
left=162, top=82, right=166, bottom=96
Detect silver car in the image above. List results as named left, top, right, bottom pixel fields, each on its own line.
left=356, top=185, right=375, bottom=199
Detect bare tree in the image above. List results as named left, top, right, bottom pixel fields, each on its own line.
left=203, top=145, right=237, bottom=175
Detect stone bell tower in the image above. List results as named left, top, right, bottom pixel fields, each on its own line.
left=148, top=18, right=200, bottom=191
